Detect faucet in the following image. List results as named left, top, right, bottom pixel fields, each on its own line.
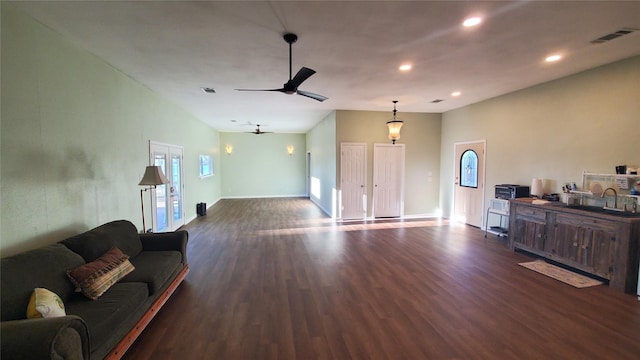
left=601, top=187, right=618, bottom=209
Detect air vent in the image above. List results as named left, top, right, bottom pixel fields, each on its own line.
left=201, top=87, right=216, bottom=93
left=591, top=28, right=637, bottom=44
left=431, top=99, right=444, bottom=103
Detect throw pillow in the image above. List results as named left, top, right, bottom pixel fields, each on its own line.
left=26, top=287, right=66, bottom=318
left=66, top=247, right=135, bottom=300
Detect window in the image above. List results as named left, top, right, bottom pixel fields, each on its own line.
left=199, top=155, right=213, bottom=178
left=460, top=149, right=478, bottom=188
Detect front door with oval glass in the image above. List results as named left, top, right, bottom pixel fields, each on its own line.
left=453, top=141, right=485, bottom=228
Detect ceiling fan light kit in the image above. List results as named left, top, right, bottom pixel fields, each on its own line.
left=235, top=33, right=328, bottom=102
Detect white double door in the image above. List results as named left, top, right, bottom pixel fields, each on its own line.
left=340, top=143, right=405, bottom=220
left=149, top=141, right=185, bottom=232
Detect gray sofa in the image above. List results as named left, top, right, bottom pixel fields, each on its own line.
left=1, top=220, right=189, bottom=360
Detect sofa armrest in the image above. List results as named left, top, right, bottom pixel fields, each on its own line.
left=1, top=316, right=89, bottom=360
left=139, top=230, right=188, bottom=264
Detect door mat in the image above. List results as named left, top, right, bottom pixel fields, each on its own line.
left=518, top=260, right=604, bottom=288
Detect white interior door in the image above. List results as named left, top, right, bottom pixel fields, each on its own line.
left=373, top=144, right=405, bottom=218
left=150, top=141, right=185, bottom=232
left=453, top=141, right=485, bottom=228
left=340, top=143, right=367, bottom=220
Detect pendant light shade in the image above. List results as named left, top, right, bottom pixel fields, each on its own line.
left=386, top=100, right=403, bottom=144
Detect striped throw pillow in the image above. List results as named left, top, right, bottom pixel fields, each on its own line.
left=66, top=247, right=135, bottom=300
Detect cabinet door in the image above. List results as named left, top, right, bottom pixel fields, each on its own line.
left=511, top=205, right=547, bottom=251
left=513, top=218, right=546, bottom=251
left=552, top=214, right=615, bottom=279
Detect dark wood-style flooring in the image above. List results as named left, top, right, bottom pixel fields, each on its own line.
left=124, top=198, right=640, bottom=359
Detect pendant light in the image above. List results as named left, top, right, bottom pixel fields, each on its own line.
left=386, top=100, right=403, bottom=144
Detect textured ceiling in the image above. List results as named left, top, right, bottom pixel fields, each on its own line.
left=13, top=1, right=640, bottom=133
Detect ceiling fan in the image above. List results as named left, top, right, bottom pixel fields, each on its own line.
left=236, top=33, right=328, bottom=102
left=246, top=124, right=272, bottom=135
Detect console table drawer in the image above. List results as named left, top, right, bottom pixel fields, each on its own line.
left=515, top=206, right=547, bottom=221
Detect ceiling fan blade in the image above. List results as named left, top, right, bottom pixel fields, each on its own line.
left=297, top=89, right=328, bottom=102
left=235, top=88, right=284, bottom=92
left=289, top=67, right=316, bottom=88
left=236, top=34, right=323, bottom=102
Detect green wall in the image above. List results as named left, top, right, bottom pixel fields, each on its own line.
left=1, top=4, right=221, bottom=256
left=306, top=111, right=337, bottom=216
left=336, top=110, right=442, bottom=218
left=219, top=132, right=307, bottom=198
left=440, top=56, right=640, bottom=218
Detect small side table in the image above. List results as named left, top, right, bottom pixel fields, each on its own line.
left=485, top=199, right=509, bottom=238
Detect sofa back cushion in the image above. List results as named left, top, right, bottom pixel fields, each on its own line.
left=60, top=220, right=142, bottom=262
left=1, top=243, right=85, bottom=321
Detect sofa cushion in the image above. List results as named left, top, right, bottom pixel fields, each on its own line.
left=60, top=220, right=142, bottom=262
left=123, top=251, right=182, bottom=295
left=1, top=243, right=85, bottom=321
left=67, top=248, right=135, bottom=300
left=65, top=282, right=148, bottom=352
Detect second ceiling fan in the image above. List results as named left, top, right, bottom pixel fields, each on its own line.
left=236, top=33, right=328, bottom=102
left=246, top=124, right=271, bottom=135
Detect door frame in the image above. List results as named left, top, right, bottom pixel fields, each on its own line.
left=452, top=140, right=486, bottom=228
left=306, top=151, right=311, bottom=198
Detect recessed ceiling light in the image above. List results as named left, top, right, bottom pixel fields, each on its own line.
left=399, top=64, right=412, bottom=71
left=452, top=91, right=461, bottom=97
left=545, top=54, right=562, bottom=62
left=463, top=17, right=482, bottom=27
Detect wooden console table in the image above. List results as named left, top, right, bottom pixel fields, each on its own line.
left=509, top=198, right=640, bottom=293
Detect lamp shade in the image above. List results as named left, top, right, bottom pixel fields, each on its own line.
left=138, top=166, right=169, bottom=186
left=387, top=120, right=403, bottom=141
left=531, top=178, right=544, bottom=197
left=386, top=100, right=403, bottom=143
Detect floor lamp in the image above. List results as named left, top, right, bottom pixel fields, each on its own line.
left=138, top=165, right=170, bottom=233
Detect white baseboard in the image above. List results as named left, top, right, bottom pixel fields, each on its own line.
left=337, top=213, right=441, bottom=222
left=221, top=194, right=308, bottom=199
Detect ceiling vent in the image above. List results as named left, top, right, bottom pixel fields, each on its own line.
left=201, top=87, right=216, bottom=93
left=590, top=28, right=637, bottom=44
left=431, top=99, right=444, bottom=103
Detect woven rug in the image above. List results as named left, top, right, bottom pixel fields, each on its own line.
left=518, top=260, right=604, bottom=288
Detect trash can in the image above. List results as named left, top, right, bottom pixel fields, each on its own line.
left=196, top=202, right=207, bottom=216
